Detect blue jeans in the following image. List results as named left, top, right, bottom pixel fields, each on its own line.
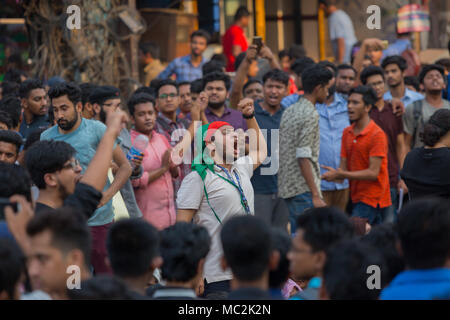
left=352, top=202, right=389, bottom=226
left=285, top=192, right=313, bottom=235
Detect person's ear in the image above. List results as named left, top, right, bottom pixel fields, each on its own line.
left=92, top=103, right=101, bottom=116
left=269, top=250, right=280, bottom=272
left=314, top=250, right=327, bottom=272
left=67, top=248, right=85, bottom=269
left=75, top=102, right=83, bottom=114
left=21, top=98, right=27, bottom=110
left=220, top=255, right=228, bottom=272
left=43, top=172, right=58, bottom=188
left=105, top=257, right=111, bottom=270
left=319, top=281, right=329, bottom=300
left=151, top=256, right=163, bottom=270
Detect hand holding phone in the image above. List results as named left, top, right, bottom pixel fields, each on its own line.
left=252, top=37, right=263, bottom=53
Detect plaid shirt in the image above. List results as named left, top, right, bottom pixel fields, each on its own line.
left=157, top=54, right=204, bottom=82
left=155, top=113, right=191, bottom=199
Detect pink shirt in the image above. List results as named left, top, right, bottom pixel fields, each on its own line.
left=131, top=129, right=176, bottom=230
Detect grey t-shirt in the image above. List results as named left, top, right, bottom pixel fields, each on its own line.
left=328, top=10, right=357, bottom=64
left=403, top=99, right=450, bottom=148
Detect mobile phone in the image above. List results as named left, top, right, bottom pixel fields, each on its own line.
left=252, top=36, right=263, bottom=53
left=0, top=198, right=18, bottom=220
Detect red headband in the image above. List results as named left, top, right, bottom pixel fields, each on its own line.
left=204, top=121, right=232, bottom=142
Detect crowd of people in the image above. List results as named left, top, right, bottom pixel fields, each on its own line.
left=0, top=4, right=449, bottom=301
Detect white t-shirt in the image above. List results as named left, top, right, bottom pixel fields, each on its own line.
left=176, top=156, right=255, bottom=283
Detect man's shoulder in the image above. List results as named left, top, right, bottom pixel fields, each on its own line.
left=40, top=125, right=59, bottom=139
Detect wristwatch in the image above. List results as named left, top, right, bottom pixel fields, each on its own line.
left=243, top=111, right=255, bottom=119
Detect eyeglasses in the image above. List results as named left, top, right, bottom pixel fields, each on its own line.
left=62, top=159, right=80, bottom=171
left=158, top=93, right=178, bottom=100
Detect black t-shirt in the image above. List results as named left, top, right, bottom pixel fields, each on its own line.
left=34, top=183, right=103, bottom=219
left=400, top=147, right=450, bottom=200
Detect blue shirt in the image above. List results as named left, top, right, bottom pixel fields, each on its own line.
left=382, top=39, right=412, bottom=59
left=281, top=93, right=301, bottom=108
left=317, top=93, right=350, bottom=191
left=251, top=101, right=285, bottom=194
left=328, top=10, right=357, bottom=63
left=380, top=268, right=450, bottom=300
left=446, top=74, right=450, bottom=101
left=19, top=114, right=50, bottom=141
left=383, top=88, right=424, bottom=108
left=40, top=118, right=117, bottom=226
left=157, top=54, right=205, bottom=82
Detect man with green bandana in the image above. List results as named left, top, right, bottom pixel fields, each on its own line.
left=176, top=97, right=267, bottom=299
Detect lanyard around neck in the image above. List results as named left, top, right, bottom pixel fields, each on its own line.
left=215, top=165, right=251, bottom=215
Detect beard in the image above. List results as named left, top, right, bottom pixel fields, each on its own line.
left=57, top=112, right=78, bottom=131
left=208, top=100, right=226, bottom=110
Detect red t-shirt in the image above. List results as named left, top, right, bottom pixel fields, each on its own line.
left=222, top=24, right=248, bottom=72
left=341, top=120, right=391, bottom=209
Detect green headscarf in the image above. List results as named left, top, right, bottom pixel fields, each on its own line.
left=191, top=123, right=215, bottom=180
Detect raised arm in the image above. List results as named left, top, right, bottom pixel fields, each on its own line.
left=229, top=45, right=258, bottom=109
left=237, top=98, right=267, bottom=170
left=81, top=110, right=129, bottom=191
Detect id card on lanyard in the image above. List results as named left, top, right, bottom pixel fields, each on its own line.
left=215, top=165, right=251, bottom=215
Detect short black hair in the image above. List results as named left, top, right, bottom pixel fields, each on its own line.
left=318, top=60, right=337, bottom=76
left=156, top=79, right=178, bottom=97
left=290, top=57, right=315, bottom=77
left=362, top=224, right=405, bottom=285
left=0, top=163, right=32, bottom=202
left=288, top=44, right=306, bottom=61
left=25, top=140, right=76, bottom=189
left=106, top=218, right=160, bottom=278
left=349, top=85, right=378, bottom=108
left=23, top=128, right=45, bottom=151
left=269, top=228, right=291, bottom=289
left=1, top=81, right=19, bottom=97
left=190, top=29, right=210, bottom=43
left=19, top=78, right=44, bottom=99
left=79, top=83, right=98, bottom=106
left=234, top=6, right=250, bottom=22
left=0, top=130, right=22, bottom=154
left=301, top=64, right=334, bottom=94
left=323, top=240, right=385, bottom=300
left=234, top=52, right=247, bottom=71
left=202, top=71, right=231, bottom=91
left=203, top=60, right=225, bottom=76
left=132, top=86, right=155, bottom=97
left=0, top=238, right=25, bottom=299
left=404, top=76, right=420, bottom=92
left=67, top=275, right=137, bottom=300
left=3, top=69, right=23, bottom=84
left=296, top=207, right=354, bottom=253
left=190, top=79, right=204, bottom=94
left=26, top=207, right=91, bottom=267
left=0, top=111, right=13, bottom=130
left=160, top=222, right=211, bottom=282
left=139, top=41, right=160, bottom=60
left=336, top=64, right=357, bottom=77
left=422, top=109, right=450, bottom=147
left=381, top=55, right=407, bottom=71
left=418, top=64, right=445, bottom=85
left=397, top=198, right=450, bottom=270
left=48, top=82, right=81, bottom=107
left=262, top=69, right=290, bottom=87
left=0, top=95, right=22, bottom=128
left=178, top=81, right=191, bottom=88
left=243, top=78, right=262, bottom=94
left=211, top=54, right=227, bottom=66
left=278, top=49, right=289, bottom=60
left=360, top=65, right=385, bottom=85
left=221, top=215, right=272, bottom=282
left=435, top=58, right=450, bottom=70
left=127, top=92, right=156, bottom=116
